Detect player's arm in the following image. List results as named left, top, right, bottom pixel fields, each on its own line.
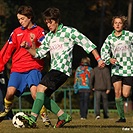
left=21, top=33, right=49, bottom=58
left=21, top=41, right=36, bottom=56
left=0, top=34, right=16, bottom=72
left=0, top=55, right=4, bottom=72
left=21, top=33, right=36, bottom=56
left=91, top=49, right=105, bottom=68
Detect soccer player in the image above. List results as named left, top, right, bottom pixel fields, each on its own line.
left=19, top=7, right=105, bottom=128
left=0, top=5, right=51, bottom=126
left=101, top=15, right=133, bottom=122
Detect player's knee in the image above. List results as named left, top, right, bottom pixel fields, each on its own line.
left=123, top=93, right=130, bottom=98
left=31, top=93, right=36, bottom=100
left=6, top=89, right=16, bottom=100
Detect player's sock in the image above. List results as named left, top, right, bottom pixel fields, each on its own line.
left=40, top=105, right=51, bottom=126
left=44, top=94, right=60, bottom=115
left=40, top=106, right=47, bottom=116
left=119, top=97, right=125, bottom=119
left=0, top=98, right=13, bottom=118
left=43, top=94, right=68, bottom=120
left=115, top=97, right=125, bottom=119
left=30, top=92, right=44, bottom=121
left=58, top=113, right=68, bottom=120
left=4, top=98, right=13, bottom=112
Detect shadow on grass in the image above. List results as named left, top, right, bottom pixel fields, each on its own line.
left=64, top=125, right=125, bottom=128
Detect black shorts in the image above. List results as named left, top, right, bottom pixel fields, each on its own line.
left=112, top=75, right=133, bottom=86
left=40, top=69, right=68, bottom=97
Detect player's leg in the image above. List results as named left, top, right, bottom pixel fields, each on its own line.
left=40, top=70, right=72, bottom=128
left=28, top=70, right=51, bottom=127
left=122, top=76, right=132, bottom=98
left=19, top=70, right=72, bottom=128
left=122, top=85, right=131, bottom=98
left=40, top=106, right=51, bottom=127
left=19, top=84, right=46, bottom=127
left=19, top=86, right=72, bottom=128
left=0, top=86, right=15, bottom=118
left=113, top=76, right=126, bottom=122
left=42, top=93, right=72, bottom=128
left=117, top=77, right=132, bottom=122
left=0, top=72, right=26, bottom=119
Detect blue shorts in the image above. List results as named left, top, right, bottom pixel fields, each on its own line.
left=8, top=69, right=42, bottom=97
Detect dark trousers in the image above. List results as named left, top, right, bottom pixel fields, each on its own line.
left=79, top=90, right=90, bottom=118
left=0, top=89, right=4, bottom=111
left=0, top=88, right=13, bottom=119
left=94, top=90, right=108, bottom=117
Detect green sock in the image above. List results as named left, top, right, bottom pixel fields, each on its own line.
left=31, top=92, right=44, bottom=121
left=119, top=97, right=125, bottom=119
left=44, top=94, right=60, bottom=114
left=58, top=113, right=68, bottom=120
left=115, top=97, right=125, bottom=119
left=43, top=94, right=67, bottom=120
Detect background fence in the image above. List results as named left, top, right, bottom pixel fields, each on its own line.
left=13, top=87, right=133, bottom=115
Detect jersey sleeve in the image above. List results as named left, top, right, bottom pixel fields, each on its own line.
left=35, top=33, right=50, bottom=59
left=100, top=36, right=111, bottom=65
left=0, top=32, right=16, bottom=68
left=36, top=27, right=45, bottom=47
left=70, top=28, right=97, bottom=54
left=0, top=54, right=4, bottom=72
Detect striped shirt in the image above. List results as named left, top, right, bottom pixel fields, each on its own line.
left=101, top=30, right=133, bottom=76
left=36, top=23, right=96, bottom=76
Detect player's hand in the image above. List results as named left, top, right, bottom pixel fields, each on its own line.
left=98, top=60, right=105, bottom=68
left=20, top=41, right=30, bottom=49
left=110, top=58, right=117, bottom=65
left=106, top=90, right=110, bottom=94
left=30, top=33, right=35, bottom=43
left=92, top=88, right=95, bottom=91
left=30, top=33, right=36, bottom=49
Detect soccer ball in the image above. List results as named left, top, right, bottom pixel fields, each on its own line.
left=12, top=112, right=27, bottom=128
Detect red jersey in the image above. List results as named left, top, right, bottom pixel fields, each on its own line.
left=0, top=24, right=45, bottom=73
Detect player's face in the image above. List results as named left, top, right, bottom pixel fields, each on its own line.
left=45, top=19, right=58, bottom=33
left=17, top=14, right=32, bottom=29
left=113, top=18, right=124, bottom=32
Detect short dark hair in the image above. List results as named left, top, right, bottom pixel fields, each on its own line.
left=17, top=5, right=34, bottom=22
left=42, top=7, right=61, bottom=23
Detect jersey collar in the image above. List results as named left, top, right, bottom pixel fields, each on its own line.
left=112, top=30, right=125, bottom=38
left=20, top=24, right=37, bottom=30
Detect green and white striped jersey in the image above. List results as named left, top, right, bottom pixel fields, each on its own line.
left=35, top=24, right=96, bottom=76
left=101, top=30, right=133, bottom=76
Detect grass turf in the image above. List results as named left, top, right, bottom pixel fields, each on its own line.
left=0, top=111, right=133, bottom=133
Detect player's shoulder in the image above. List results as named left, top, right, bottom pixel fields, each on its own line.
left=36, top=25, right=44, bottom=30
left=63, top=25, right=76, bottom=32
left=13, top=26, right=22, bottom=32
left=32, top=25, right=44, bottom=33
left=11, top=27, right=23, bottom=35
left=124, top=30, right=133, bottom=35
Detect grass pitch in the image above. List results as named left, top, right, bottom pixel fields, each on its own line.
left=0, top=111, right=133, bottom=133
